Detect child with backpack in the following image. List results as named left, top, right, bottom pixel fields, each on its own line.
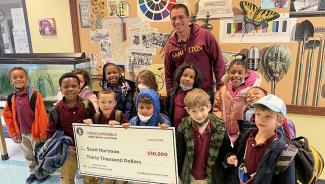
left=82, top=89, right=128, bottom=184
left=245, top=86, right=296, bottom=140
left=3, top=67, right=48, bottom=184
left=226, top=94, right=295, bottom=184
left=102, top=63, right=135, bottom=120
left=46, top=72, right=96, bottom=184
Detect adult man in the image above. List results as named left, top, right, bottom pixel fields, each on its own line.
left=164, top=4, right=225, bottom=94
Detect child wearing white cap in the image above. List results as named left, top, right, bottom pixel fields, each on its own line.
left=245, top=87, right=296, bottom=140
left=225, top=94, right=296, bottom=184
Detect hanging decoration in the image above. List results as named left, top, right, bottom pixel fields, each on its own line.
left=239, top=1, right=280, bottom=28
left=263, top=45, right=292, bottom=94
left=201, top=13, right=213, bottom=31
left=247, top=46, right=260, bottom=71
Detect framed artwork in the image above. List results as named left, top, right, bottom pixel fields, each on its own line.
left=290, top=0, right=325, bottom=17
left=38, top=18, right=56, bottom=35
left=79, top=1, right=91, bottom=28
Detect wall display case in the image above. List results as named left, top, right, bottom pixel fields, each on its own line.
left=0, top=53, right=90, bottom=108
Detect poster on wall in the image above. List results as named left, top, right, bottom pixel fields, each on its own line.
left=151, top=32, right=170, bottom=48
left=128, top=22, right=148, bottom=50
left=90, top=0, right=106, bottom=29
left=108, top=0, right=118, bottom=17
left=127, top=51, right=152, bottom=69
left=140, top=27, right=157, bottom=54
left=128, top=23, right=156, bottom=53
left=127, top=50, right=153, bottom=81
left=290, top=0, right=325, bottom=16
left=218, top=14, right=296, bottom=43
left=79, top=1, right=92, bottom=28
left=100, top=39, right=112, bottom=59
left=196, top=0, right=234, bottom=19
left=137, top=0, right=176, bottom=22
left=261, top=0, right=289, bottom=9
left=90, top=29, right=109, bottom=44
left=11, top=8, right=30, bottom=53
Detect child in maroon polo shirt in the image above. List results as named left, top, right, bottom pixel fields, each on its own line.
left=46, top=72, right=96, bottom=184
left=3, top=67, right=48, bottom=184
left=82, top=89, right=128, bottom=184
left=176, top=88, right=226, bottom=184
left=226, top=94, right=295, bottom=184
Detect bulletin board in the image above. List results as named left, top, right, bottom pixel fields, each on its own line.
left=75, top=0, right=325, bottom=114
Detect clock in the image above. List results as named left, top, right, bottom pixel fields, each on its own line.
left=0, top=9, right=5, bottom=22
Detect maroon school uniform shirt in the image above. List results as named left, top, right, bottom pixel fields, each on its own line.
left=14, top=88, right=34, bottom=134
left=46, top=97, right=96, bottom=143
left=244, top=129, right=277, bottom=183
left=173, top=90, right=187, bottom=130
left=96, top=110, right=128, bottom=125
left=191, top=121, right=211, bottom=180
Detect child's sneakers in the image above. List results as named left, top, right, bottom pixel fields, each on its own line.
left=26, top=173, right=36, bottom=184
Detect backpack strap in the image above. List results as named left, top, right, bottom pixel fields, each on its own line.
left=94, top=112, right=100, bottom=124
left=94, top=110, right=121, bottom=124
left=49, top=107, right=59, bottom=125
left=115, top=110, right=122, bottom=122
left=29, top=90, right=37, bottom=112
left=82, top=99, right=90, bottom=119
left=6, top=93, right=14, bottom=111
left=50, top=99, right=89, bottom=125
left=275, top=144, right=298, bottom=174
left=6, top=90, right=37, bottom=112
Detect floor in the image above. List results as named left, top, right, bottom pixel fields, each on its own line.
left=0, top=138, right=63, bottom=184
left=0, top=111, right=84, bottom=184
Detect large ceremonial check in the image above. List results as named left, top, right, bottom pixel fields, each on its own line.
left=73, top=124, right=178, bottom=184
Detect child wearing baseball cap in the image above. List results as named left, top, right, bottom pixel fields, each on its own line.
left=225, top=94, right=295, bottom=184
left=245, top=87, right=296, bottom=140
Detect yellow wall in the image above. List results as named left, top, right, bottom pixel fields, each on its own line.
left=288, top=113, right=325, bottom=179
left=25, top=0, right=74, bottom=53
left=76, top=0, right=325, bottom=107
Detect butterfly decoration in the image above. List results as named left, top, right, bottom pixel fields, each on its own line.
left=239, top=1, right=280, bottom=28
left=274, top=0, right=287, bottom=8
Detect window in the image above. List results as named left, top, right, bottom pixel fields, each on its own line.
left=0, top=0, right=32, bottom=54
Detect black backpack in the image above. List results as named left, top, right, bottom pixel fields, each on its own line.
left=49, top=99, right=91, bottom=124
left=276, top=136, right=324, bottom=184
left=6, top=90, right=37, bottom=112
left=93, top=110, right=122, bottom=124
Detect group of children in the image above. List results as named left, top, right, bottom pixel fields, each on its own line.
left=3, top=56, right=298, bottom=184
